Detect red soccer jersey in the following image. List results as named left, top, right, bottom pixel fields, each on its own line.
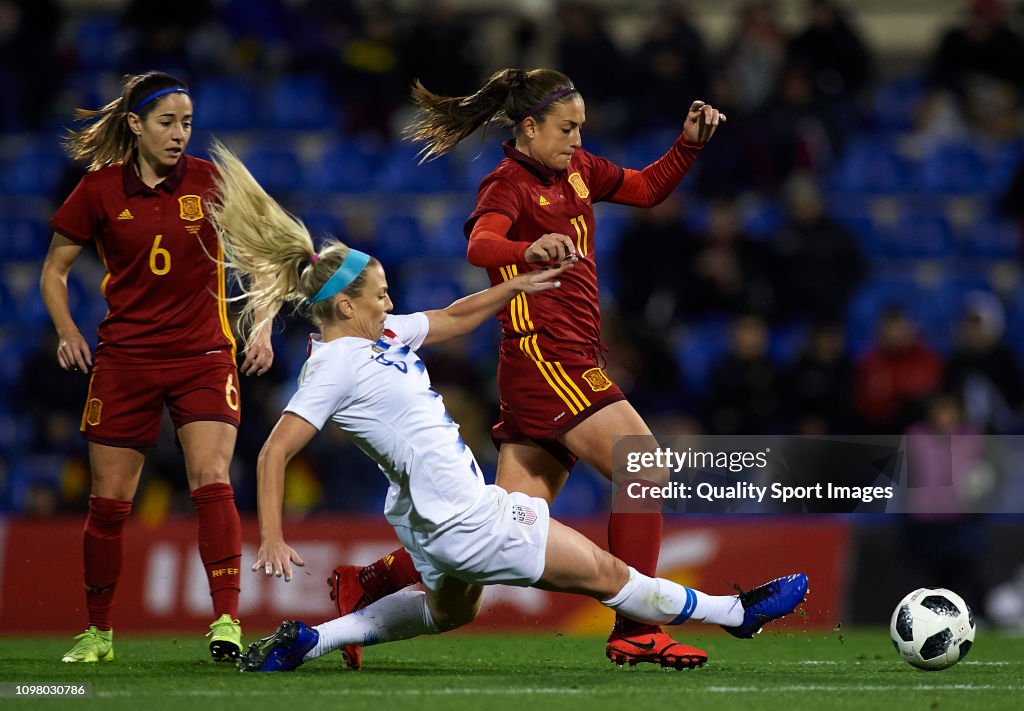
left=51, top=153, right=235, bottom=365
left=465, top=141, right=624, bottom=351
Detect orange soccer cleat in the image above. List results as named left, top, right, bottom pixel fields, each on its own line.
left=605, top=624, right=708, bottom=670
left=327, top=565, right=372, bottom=670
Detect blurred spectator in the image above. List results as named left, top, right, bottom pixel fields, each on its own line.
left=854, top=306, right=944, bottom=432
left=705, top=313, right=783, bottom=434
left=119, top=0, right=215, bottom=76
left=997, top=153, right=1024, bottom=256
left=12, top=331, right=89, bottom=456
left=398, top=1, right=482, bottom=98
left=925, top=0, right=1024, bottom=138
left=756, top=62, right=835, bottom=175
left=786, top=0, right=872, bottom=103
left=288, top=0, right=363, bottom=75
left=0, top=0, right=63, bottom=132
left=555, top=2, right=627, bottom=135
left=678, top=198, right=779, bottom=320
left=613, top=194, right=695, bottom=328
left=785, top=323, right=857, bottom=433
left=902, top=392, right=995, bottom=619
left=771, top=174, right=866, bottom=322
left=332, top=10, right=404, bottom=138
left=943, top=292, right=1024, bottom=433
left=627, top=1, right=710, bottom=131
left=719, top=0, right=787, bottom=114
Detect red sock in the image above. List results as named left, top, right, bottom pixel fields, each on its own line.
left=608, top=479, right=663, bottom=635
left=83, top=495, right=133, bottom=631
left=358, top=546, right=422, bottom=602
left=191, top=483, right=241, bottom=618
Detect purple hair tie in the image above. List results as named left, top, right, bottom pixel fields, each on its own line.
left=310, top=253, right=320, bottom=264
left=510, top=85, right=577, bottom=123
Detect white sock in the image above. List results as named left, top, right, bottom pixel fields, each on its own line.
left=304, top=589, right=440, bottom=660
left=601, top=567, right=744, bottom=627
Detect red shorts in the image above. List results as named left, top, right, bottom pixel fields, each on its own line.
left=492, top=335, right=625, bottom=470
left=80, top=357, right=241, bottom=448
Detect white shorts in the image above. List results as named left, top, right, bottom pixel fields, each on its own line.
left=393, top=484, right=550, bottom=592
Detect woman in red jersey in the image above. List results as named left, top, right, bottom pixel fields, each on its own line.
left=40, top=71, right=274, bottom=664
left=328, top=68, right=725, bottom=671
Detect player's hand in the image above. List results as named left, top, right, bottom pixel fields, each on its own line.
left=241, top=327, right=274, bottom=376
left=683, top=100, right=726, bottom=145
left=524, top=233, right=577, bottom=264
left=512, top=254, right=577, bottom=294
left=253, top=539, right=305, bottom=582
left=56, top=330, right=92, bottom=372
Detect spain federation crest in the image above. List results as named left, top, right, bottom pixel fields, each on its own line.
left=568, top=172, right=590, bottom=200
left=178, top=194, right=204, bottom=221
left=582, top=367, right=612, bottom=392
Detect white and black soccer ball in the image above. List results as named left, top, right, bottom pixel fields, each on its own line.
left=890, top=587, right=976, bottom=671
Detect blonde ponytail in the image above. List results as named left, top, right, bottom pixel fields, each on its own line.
left=206, top=140, right=375, bottom=344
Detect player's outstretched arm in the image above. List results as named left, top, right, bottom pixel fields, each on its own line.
left=422, top=257, right=576, bottom=346
left=253, top=413, right=316, bottom=582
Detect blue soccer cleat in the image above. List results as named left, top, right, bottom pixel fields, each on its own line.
left=237, top=620, right=319, bottom=672
left=723, top=573, right=809, bottom=639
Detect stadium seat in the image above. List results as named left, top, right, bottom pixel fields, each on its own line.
left=828, top=139, right=911, bottom=195
left=1, top=147, right=69, bottom=197
left=372, top=211, right=428, bottom=267
left=307, top=141, right=379, bottom=193
left=264, top=76, right=337, bottom=130
left=742, top=200, right=785, bottom=240
left=888, top=209, right=956, bottom=258
left=0, top=217, right=50, bottom=262
left=301, top=211, right=348, bottom=246
left=73, top=17, right=123, bottom=71
left=673, top=321, right=731, bottom=397
left=394, top=259, right=470, bottom=313
left=192, top=78, right=260, bottom=132
left=427, top=205, right=473, bottom=259
left=963, top=214, right=1019, bottom=259
left=915, top=142, right=989, bottom=196
left=455, top=141, right=506, bottom=192
left=870, top=76, right=926, bottom=134
left=374, top=144, right=457, bottom=193
left=242, top=146, right=305, bottom=195
left=986, top=141, right=1023, bottom=194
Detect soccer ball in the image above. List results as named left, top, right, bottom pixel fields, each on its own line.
left=890, top=587, right=975, bottom=670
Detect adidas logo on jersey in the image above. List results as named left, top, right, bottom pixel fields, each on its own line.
left=538, top=195, right=550, bottom=206
left=116, top=209, right=134, bottom=221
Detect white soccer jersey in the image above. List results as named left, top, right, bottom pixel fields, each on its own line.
left=284, top=313, right=486, bottom=530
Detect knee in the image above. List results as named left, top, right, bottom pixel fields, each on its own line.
left=429, top=594, right=482, bottom=632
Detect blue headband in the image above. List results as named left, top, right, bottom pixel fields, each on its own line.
left=132, top=87, right=190, bottom=114
left=308, top=250, right=372, bottom=304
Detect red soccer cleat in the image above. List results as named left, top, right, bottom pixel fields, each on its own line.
left=327, top=565, right=371, bottom=670
left=605, top=625, right=708, bottom=670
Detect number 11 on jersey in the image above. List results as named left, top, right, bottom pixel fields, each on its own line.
left=569, top=215, right=588, bottom=257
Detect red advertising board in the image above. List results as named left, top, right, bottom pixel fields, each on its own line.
left=0, top=516, right=849, bottom=634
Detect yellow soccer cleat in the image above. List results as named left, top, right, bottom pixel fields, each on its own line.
left=62, top=626, right=114, bottom=663
left=207, top=613, right=242, bottom=662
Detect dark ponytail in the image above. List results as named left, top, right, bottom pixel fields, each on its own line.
left=63, top=71, right=189, bottom=171
left=404, top=68, right=575, bottom=162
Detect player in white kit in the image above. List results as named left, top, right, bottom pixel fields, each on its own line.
left=203, top=142, right=808, bottom=672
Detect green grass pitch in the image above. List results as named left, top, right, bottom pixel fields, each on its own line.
left=0, top=629, right=1021, bottom=710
